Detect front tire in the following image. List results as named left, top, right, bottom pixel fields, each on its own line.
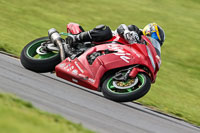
left=20, top=37, right=61, bottom=73
left=102, top=73, right=151, bottom=102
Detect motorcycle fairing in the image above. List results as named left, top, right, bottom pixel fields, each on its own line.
left=55, top=36, right=159, bottom=90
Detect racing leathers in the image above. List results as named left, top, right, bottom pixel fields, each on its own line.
left=65, top=24, right=143, bottom=56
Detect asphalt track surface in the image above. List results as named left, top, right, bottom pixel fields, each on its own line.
left=0, top=53, right=199, bottom=133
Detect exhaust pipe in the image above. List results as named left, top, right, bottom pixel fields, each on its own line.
left=48, top=28, right=65, bottom=61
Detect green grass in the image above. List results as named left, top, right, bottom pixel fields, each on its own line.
left=0, top=93, right=94, bottom=133
left=0, top=0, right=200, bottom=126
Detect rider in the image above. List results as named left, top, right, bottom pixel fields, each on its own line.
left=65, top=23, right=165, bottom=56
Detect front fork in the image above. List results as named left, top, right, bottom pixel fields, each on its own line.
left=129, top=67, right=147, bottom=78
left=113, top=65, right=148, bottom=82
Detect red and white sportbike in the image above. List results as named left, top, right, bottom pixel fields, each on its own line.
left=20, top=23, right=162, bottom=102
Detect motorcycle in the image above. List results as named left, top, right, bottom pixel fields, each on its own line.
left=20, top=23, right=162, bottom=102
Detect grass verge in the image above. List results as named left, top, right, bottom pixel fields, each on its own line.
left=0, top=93, right=94, bottom=133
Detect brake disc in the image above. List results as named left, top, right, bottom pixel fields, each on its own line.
left=113, top=77, right=139, bottom=90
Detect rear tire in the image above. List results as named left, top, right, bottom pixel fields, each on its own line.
left=102, top=73, right=151, bottom=102
left=20, top=37, right=61, bottom=73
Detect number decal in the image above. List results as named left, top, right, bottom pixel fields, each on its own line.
left=120, top=56, right=130, bottom=63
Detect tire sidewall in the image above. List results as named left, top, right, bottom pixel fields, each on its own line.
left=102, top=73, right=151, bottom=102
left=20, top=37, right=61, bottom=73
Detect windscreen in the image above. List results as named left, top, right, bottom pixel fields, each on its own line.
left=147, top=37, right=161, bottom=57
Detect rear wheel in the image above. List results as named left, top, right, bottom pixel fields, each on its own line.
left=20, top=37, right=61, bottom=73
left=102, top=73, right=151, bottom=102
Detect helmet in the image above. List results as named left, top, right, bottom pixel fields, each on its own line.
left=142, top=23, right=165, bottom=46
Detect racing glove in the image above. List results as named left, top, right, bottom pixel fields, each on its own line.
left=123, top=30, right=140, bottom=44
left=128, top=25, right=143, bottom=39
left=117, top=24, right=140, bottom=44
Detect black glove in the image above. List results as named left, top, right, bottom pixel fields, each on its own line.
left=128, top=25, right=143, bottom=39
left=128, top=25, right=140, bottom=32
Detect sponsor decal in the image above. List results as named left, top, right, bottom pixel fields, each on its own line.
left=114, top=53, right=131, bottom=63
left=131, top=49, right=141, bottom=58
left=72, top=69, right=78, bottom=75
left=108, top=45, right=132, bottom=63
left=120, top=56, right=130, bottom=63
left=69, top=66, right=74, bottom=72
left=78, top=74, right=88, bottom=80
left=64, top=64, right=70, bottom=69
left=72, top=78, right=78, bottom=83
left=88, top=78, right=95, bottom=84
left=59, top=63, right=66, bottom=68
left=108, top=45, right=125, bottom=53
left=64, top=64, right=74, bottom=72
left=75, top=61, right=84, bottom=73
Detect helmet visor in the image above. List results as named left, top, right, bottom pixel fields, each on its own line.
left=151, top=32, right=159, bottom=41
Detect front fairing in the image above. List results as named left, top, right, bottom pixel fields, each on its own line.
left=146, top=37, right=161, bottom=57
left=139, top=36, right=162, bottom=80
left=146, top=37, right=162, bottom=72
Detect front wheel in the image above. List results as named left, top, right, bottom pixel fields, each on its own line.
left=102, top=73, right=151, bottom=102
left=20, top=37, right=61, bottom=73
